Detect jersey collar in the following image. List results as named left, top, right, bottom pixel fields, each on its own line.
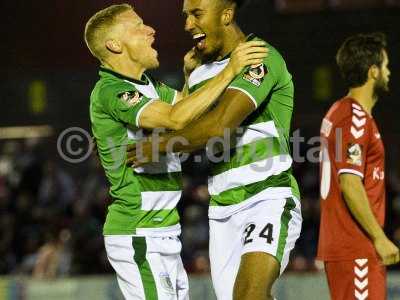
left=99, top=67, right=149, bottom=85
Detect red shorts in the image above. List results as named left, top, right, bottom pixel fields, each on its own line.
left=324, top=258, right=386, bottom=300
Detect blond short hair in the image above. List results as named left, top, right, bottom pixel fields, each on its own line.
left=84, top=3, right=133, bottom=61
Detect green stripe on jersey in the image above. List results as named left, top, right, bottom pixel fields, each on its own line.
left=276, top=198, right=296, bottom=262
left=137, top=172, right=183, bottom=191
left=209, top=171, right=296, bottom=206
left=104, top=203, right=180, bottom=235
left=132, top=237, right=158, bottom=300
left=211, top=137, right=286, bottom=176
left=188, top=81, right=207, bottom=94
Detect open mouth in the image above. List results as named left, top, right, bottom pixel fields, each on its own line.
left=193, top=33, right=206, bottom=50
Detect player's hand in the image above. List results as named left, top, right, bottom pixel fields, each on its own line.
left=373, top=235, right=400, bottom=265
left=126, top=139, right=154, bottom=167
left=226, top=41, right=269, bottom=76
left=184, top=47, right=201, bottom=78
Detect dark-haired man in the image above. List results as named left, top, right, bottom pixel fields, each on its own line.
left=84, top=3, right=267, bottom=299
left=318, top=33, right=399, bottom=300
left=127, top=0, right=302, bottom=299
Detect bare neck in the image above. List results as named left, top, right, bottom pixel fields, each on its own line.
left=347, top=81, right=377, bottom=115
left=103, top=56, right=145, bottom=81
left=217, top=24, right=246, bottom=60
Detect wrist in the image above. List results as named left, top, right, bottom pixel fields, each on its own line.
left=371, top=231, right=386, bottom=242
left=222, top=65, right=235, bottom=80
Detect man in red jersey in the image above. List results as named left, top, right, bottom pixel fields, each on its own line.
left=317, top=32, right=399, bottom=300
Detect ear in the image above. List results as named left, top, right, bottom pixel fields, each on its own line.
left=221, top=7, right=234, bottom=26
left=368, top=65, right=380, bottom=81
left=105, top=39, right=122, bottom=54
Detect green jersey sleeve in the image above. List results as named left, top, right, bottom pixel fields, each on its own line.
left=152, top=78, right=178, bottom=105
left=228, top=47, right=289, bottom=108
left=98, top=81, right=154, bottom=128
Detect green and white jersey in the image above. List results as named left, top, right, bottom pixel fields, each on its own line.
left=90, top=67, right=182, bottom=236
left=188, top=35, right=300, bottom=219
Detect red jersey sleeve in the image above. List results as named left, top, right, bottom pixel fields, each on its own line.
left=333, top=107, right=371, bottom=179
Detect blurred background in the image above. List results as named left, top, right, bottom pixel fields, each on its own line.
left=1, top=0, right=400, bottom=299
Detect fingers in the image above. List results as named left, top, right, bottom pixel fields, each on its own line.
left=126, top=143, right=153, bottom=167
left=243, top=59, right=264, bottom=67
left=391, top=248, right=400, bottom=265
left=236, top=40, right=267, bottom=50
left=382, top=247, right=400, bottom=266
left=239, top=47, right=268, bottom=57
left=238, top=52, right=268, bottom=68
left=242, top=52, right=269, bottom=60
left=126, top=144, right=137, bottom=151
left=126, top=157, right=147, bottom=167
left=233, top=46, right=268, bottom=68
left=126, top=153, right=149, bottom=167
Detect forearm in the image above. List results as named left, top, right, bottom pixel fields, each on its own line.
left=341, top=176, right=385, bottom=241
left=169, top=67, right=234, bottom=127
left=159, top=114, right=224, bottom=153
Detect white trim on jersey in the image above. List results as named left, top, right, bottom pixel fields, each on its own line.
left=188, top=58, right=230, bottom=88
left=208, top=187, right=293, bottom=219
left=124, top=75, right=159, bottom=99
left=227, top=86, right=258, bottom=108
left=135, top=224, right=182, bottom=237
left=133, top=153, right=182, bottom=174
left=236, top=121, right=280, bottom=147
left=208, top=154, right=293, bottom=195
left=171, top=90, right=178, bottom=105
left=338, top=168, right=364, bottom=178
left=141, top=191, right=182, bottom=211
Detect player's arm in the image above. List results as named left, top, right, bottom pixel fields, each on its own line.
left=126, top=44, right=281, bottom=164
left=163, top=89, right=255, bottom=152
left=339, top=174, right=400, bottom=265
left=138, top=41, right=268, bottom=131
left=126, top=89, right=256, bottom=166
left=334, top=116, right=400, bottom=265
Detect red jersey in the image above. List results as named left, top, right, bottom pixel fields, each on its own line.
left=317, top=97, right=386, bottom=261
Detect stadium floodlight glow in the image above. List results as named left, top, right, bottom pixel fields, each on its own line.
left=0, top=125, right=54, bottom=139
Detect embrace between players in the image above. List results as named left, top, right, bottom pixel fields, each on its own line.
left=85, top=1, right=399, bottom=299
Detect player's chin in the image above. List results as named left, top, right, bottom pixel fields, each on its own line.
left=148, top=58, right=159, bottom=70
left=145, top=52, right=159, bottom=69
left=198, top=47, right=218, bottom=63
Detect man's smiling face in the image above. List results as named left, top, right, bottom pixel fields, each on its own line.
left=183, top=0, right=226, bottom=61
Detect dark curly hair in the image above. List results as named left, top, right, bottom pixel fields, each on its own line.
left=336, top=32, right=387, bottom=88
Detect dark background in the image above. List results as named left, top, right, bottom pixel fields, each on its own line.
left=0, top=0, right=400, bottom=275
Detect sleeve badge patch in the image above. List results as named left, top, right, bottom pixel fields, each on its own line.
left=242, top=63, right=267, bottom=87
left=346, top=143, right=362, bottom=166
left=118, top=91, right=143, bottom=107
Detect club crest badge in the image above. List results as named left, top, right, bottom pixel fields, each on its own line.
left=118, top=91, right=143, bottom=107
left=159, top=273, right=175, bottom=294
left=346, top=143, right=362, bottom=166
left=243, top=63, right=267, bottom=87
